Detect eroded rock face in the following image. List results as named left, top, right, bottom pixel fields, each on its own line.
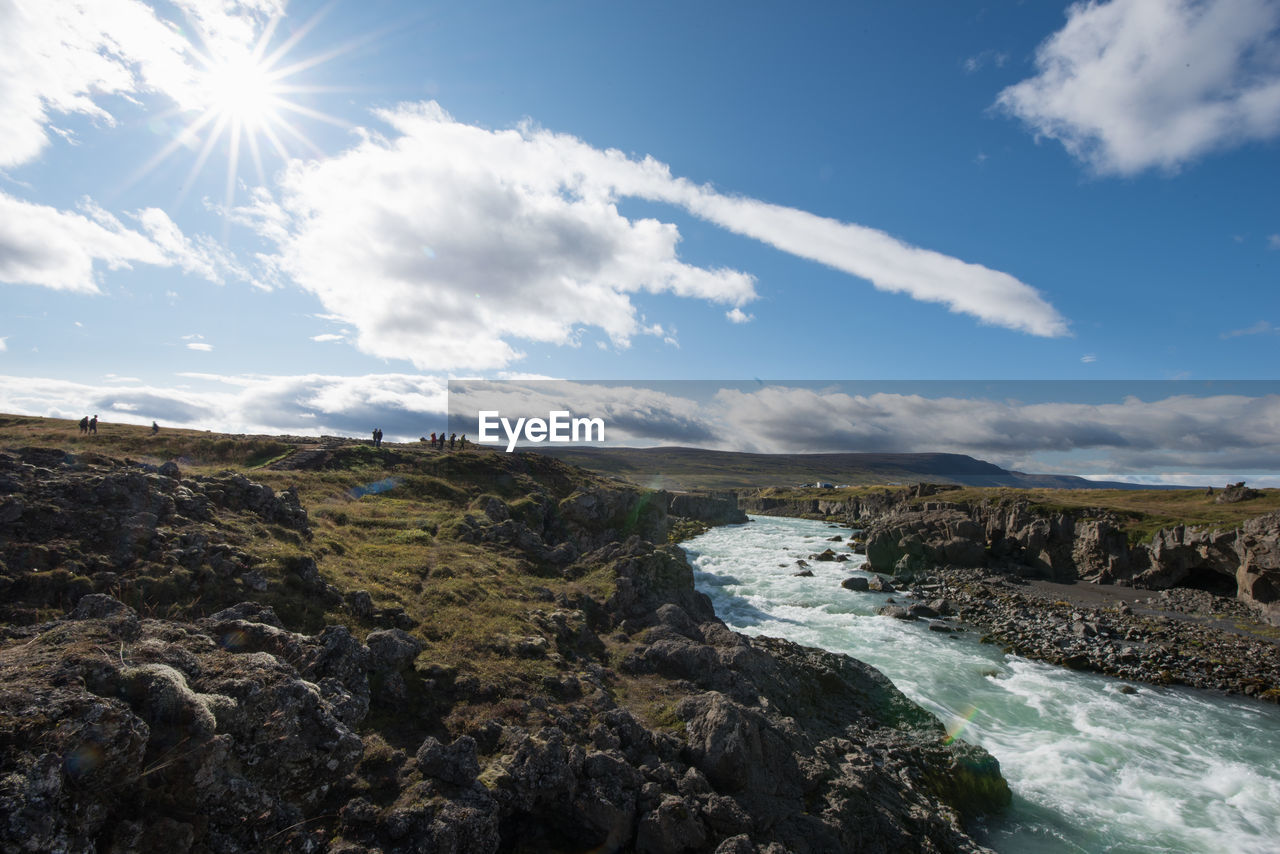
left=859, top=492, right=1280, bottom=625
left=669, top=492, right=749, bottom=526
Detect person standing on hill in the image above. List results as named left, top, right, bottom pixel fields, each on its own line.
left=449, top=432, right=456, bottom=450
left=78, top=416, right=89, bottom=434
left=151, top=421, right=159, bottom=435
left=89, top=415, right=97, bottom=435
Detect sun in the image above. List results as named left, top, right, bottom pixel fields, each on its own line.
left=132, top=7, right=352, bottom=210
left=200, top=51, right=283, bottom=131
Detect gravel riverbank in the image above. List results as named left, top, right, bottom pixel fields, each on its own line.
left=876, top=566, right=1280, bottom=701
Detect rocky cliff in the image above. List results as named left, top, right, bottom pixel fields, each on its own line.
left=857, top=492, right=1280, bottom=625
left=0, top=442, right=1008, bottom=853
left=668, top=492, right=749, bottom=527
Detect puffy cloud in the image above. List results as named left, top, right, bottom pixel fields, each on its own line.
left=998, top=0, right=1280, bottom=174
left=725, top=308, right=754, bottom=324
left=0, top=372, right=447, bottom=440
left=0, top=193, right=169, bottom=292
left=186, top=342, right=214, bottom=351
left=266, top=103, right=757, bottom=372
left=250, top=102, right=1067, bottom=373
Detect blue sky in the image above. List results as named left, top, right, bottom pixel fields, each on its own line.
left=2, top=0, right=1279, bottom=481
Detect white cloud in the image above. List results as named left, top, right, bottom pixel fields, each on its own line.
left=0, top=191, right=255, bottom=292
left=998, top=0, right=1280, bottom=175
left=726, top=307, right=754, bottom=324
left=135, top=207, right=261, bottom=287
left=0, top=192, right=168, bottom=292
left=1081, top=353, right=1098, bottom=363
left=186, top=342, right=214, bottom=351
left=0, top=337, right=6, bottom=352
left=1221, top=320, right=1275, bottom=338
left=248, top=102, right=1067, bottom=372
left=263, top=103, right=758, bottom=372
left=311, top=333, right=345, bottom=342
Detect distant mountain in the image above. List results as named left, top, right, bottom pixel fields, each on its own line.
left=532, top=445, right=1182, bottom=492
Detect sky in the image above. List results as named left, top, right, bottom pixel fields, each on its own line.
left=1, top=0, right=1279, bottom=483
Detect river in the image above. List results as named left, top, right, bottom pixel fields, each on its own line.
left=680, top=515, right=1280, bottom=854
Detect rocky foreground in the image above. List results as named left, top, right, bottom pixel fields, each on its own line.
left=0, top=441, right=1008, bottom=853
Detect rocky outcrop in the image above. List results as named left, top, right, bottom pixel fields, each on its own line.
left=0, top=448, right=323, bottom=625
left=859, top=493, right=1280, bottom=625
left=668, top=491, right=748, bottom=526
left=740, top=484, right=959, bottom=522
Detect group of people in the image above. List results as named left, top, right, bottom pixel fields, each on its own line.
left=423, top=432, right=465, bottom=450
left=77, top=415, right=98, bottom=435
left=372, top=429, right=469, bottom=450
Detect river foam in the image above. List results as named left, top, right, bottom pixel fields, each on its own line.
left=682, top=515, right=1280, bottom=854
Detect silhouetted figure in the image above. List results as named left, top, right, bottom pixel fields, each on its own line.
left=78, top=416, right=89, bottom=435
left=89, top=415, right=98, bottom=435
left=437, top=433, right=445, bottom=450
left=449, top=432, right=456, bottom=450
left=460, top=434, right=467, bottom=449
left=372, top=428, right=383, bottom=448
left=430, top=432, right=437, bottom=447
left=151, top=421, right=159, bottom=435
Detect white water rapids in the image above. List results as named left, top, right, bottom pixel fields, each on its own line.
left=680, top=515, right=1280, bottom=854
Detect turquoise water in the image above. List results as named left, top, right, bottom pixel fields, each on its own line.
left=681, top=515, right=1280, bottom=854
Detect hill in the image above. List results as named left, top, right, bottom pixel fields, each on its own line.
left=534, top=444, right=1176, bottom=492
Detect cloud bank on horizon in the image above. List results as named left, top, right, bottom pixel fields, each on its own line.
left=9, top=373, right=1277, bottom=483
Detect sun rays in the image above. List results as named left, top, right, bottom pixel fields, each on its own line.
left=130, top=5, right=352, bottom=212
